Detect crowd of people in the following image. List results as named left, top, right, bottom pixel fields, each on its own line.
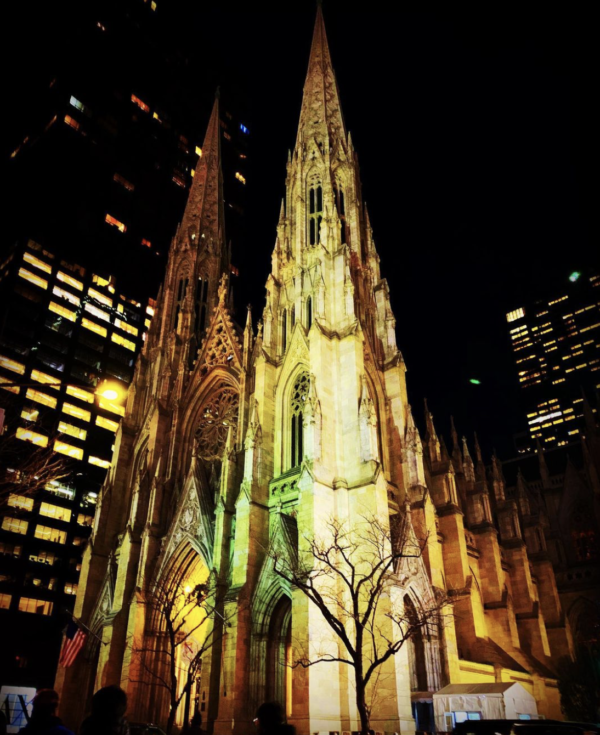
left=0, top=690, right=294, bottom=735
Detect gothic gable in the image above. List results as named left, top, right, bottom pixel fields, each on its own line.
left=155, top=456, right=215, bottom=583
left=194, top=283, right=243, bottom=378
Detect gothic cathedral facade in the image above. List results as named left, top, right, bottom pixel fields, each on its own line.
left=57, top=8, right=572, bottom=733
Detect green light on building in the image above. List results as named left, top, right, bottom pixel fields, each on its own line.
left=470, top=379, right=482, bottom=386
left=569, top=271, right=581, bottom=283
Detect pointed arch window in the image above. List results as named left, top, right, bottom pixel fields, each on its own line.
left=334, top=182, right=347, bottom=244
left=173, top=275, right=190, bottom=328
left=290, top=372, right=310, bottom=469
left=308, top=181, right=323, bottom=246
left=195, top=276, right=208, bottom=336
left=306, top=296, right=313, bottom=331
left=282, top=310, right=288, bottom=354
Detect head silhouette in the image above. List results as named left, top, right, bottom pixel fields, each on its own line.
left=256, top=702, right=285, bottom=732
left=91, top=686, right=127, bottom=721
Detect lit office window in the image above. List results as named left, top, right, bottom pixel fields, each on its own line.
left=31, top=370, right=60, bottom=390
left=7, top=495, right=34, bottom=512
left=54, top=440, right=84, bottom=460
left=0, top=594, right=11, bottom=610
left=64, top=583, right=79, bottom=596
left=16, top=428, right=49, bottom=447
left=25, top=389, right=58, bottom=409
left=81, top=319, right=108, bottom=338
left=77, top=514, right=94, bottom=527
left=62, top=403, right=91, bottom=422
left=66, top=385, right=95, bottom=404
left=506, top=308, right=525, bottom=323
left=98, top=399, right=125, bottom=417
left=88, top=288, right=113, bottom=308
left=39, top=503, right=72, bottom=523
left=49, top=302, right=77, bottom=322
left=29, top=550, right=56, bottom=565
left=85, top=303, right=110, bottom=322
left=57, top=271, right=84, bottom=291
left=111, top=333, right=136, bottom=351
left=131, top=94, right=150, bottom=112
left=93, top=274, right=110, bottom=288
left=72, top=537, right=86, bottom=547
left=146, top=305, right=155, bottom=317
left=70, top=96, right=90, bottom=115
left=52, top=286, right=81, bottom=307
left=0, top=542, right=22, bottom=558
left=18, top=268, right=48, bottom=290
left=2, top=517, right=29, bottom=535
left=114, top=319, right=139, bottom=337
left=113, top=173, right=135, bottom=192
left=58, top=421, right=88, bottom=441
left=0, top=377, right=20, bottom=394
left=23, top=252, right=52, bottom=274
left=18, top=597, right=54, bottom=615
left=45, top=482, right=76, bottom=501
left=21, top=407, right=40, bottom=422
left=96, top=416, right=119, bottom=432
left=34, top=525, right=67, bottom=544
left=0, top=355, right=26, bottom=375
left=64, top=115, right=80, bottom=131
left=89, top=456, right=111, bottom=469
left=235, top=172, right=246, bottom=185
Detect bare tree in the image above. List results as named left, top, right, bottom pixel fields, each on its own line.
left=0, top=430, right=70, bottom=506
left=130, top=574, right=232, bottom=735
left=270, top=508, right=449, bottom=735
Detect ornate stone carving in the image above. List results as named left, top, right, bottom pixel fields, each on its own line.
left=195, top=385, right=239, bottom=462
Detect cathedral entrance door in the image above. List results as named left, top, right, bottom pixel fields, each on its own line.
left=265, top=597, right=292, bottom=716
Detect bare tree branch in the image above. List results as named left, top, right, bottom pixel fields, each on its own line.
left=268, top=508, right=452, bottom=735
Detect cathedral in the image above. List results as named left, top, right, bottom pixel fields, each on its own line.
left=57, top=8, right=577, bottom=733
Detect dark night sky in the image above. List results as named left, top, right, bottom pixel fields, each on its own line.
left=3, top=1, right=597, bottom=457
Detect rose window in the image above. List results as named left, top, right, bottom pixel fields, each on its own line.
left=195, top=386, right=239, bottom=461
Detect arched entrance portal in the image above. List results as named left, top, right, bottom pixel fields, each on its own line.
left=142, top=545, right=212, bottom=732
left=405, top=594, right=442, bottom=733
left=266, top=597, right=292, bottom=717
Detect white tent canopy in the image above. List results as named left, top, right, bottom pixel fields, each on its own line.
left=433, top=683, right=538, bottom=730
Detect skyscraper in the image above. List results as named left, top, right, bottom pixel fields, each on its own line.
left=507, top=271, right=600, bottom=452
left=58, top=9, right=569, bottom=733
left=0, top=238, right=151, bottom=689
left=5, top=0, right=249, bottom=301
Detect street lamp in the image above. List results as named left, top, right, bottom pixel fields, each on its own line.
left=95, top=380, right=125, bottom=402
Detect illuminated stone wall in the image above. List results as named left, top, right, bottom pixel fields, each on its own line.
left=55, top=7, right=576, bottom=733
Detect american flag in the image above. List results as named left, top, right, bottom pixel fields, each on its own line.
left=59, top=619, right=87, bottom=668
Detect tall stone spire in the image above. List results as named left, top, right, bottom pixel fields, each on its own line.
left=157, top=93, right=229, bottom=353
left=295, top=5, right=347, bottom=152
left=179, top=94, right=226, bottom=265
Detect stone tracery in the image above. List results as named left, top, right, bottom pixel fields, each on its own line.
left=195, top=384, right=239, bottom=461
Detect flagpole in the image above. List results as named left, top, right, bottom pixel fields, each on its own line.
left=62, top=607, right=107, bottom=646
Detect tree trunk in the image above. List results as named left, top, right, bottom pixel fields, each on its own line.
left=167, top=698, right=178, bottom=735
left=355, top=673, right=370, bottom=735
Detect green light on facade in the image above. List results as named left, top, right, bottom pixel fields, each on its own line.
left=569, top=271, right=581, bottom=283
left=470, top=379, right=482, bottom=385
